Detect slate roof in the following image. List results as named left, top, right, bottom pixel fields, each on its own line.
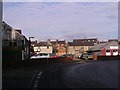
left=51, top=41, right=57, bottom=44
left=51, top=40, right=66, bottom=44
left=68, top=40, right=95, bottom=46
left=73, top=38, right=98, bottom=43
left=34, top=42, right=51, bottom=46
left=68, top=38, right=98, bottom=46
left=31, top=41, right=37, bottom=44
left=57, top=41, right=66, bottom=44
left=89, top=41, right=119, bottom=51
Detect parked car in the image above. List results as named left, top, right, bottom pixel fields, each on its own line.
left=30, top=52, right=37, bottom=56
left=80, top=53, right=93, bottom=60
left=60, top=54, right=72, bottom=58
left=30, top=53, right=51, bottom=59
left=78, top=53, right=82, bottom=59
left=50, top=53, right=59, bottom=58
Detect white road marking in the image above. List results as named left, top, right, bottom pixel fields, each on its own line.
left=32, top=71, right=43, bottom=88
left=33, top=85, right=38, bottom=88
left=38, top=73, right=41, bottom=76
left=26, top=71, right=37, bottom=89
left=35, top=80, right=39, bottom=83
left=34, top=83, right=38, bottom=86
left=37, top=76, right=41, bottom=79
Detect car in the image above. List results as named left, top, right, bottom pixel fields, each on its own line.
left=49, top=53, right=59, bottom=58
left=78, top=53, right=82, bottom=59
left=30, top=53, right=51, bottom=59
left=30, top=52, right=37, bottom=56
left=60, top=54, right=72, bottom=58
left=80, top=53, right=93, bottom=60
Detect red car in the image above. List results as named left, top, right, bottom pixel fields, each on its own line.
left=50, top=54, right=59, bottom=58
left=31, top=52, right=37, bottom=56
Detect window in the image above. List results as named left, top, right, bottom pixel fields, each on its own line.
left=47, top=46, right=49, bottom=49
left=113, top=50, right=118, bottom=52
left=9, top=42, right=12, bottom=46
left=106, top=50, right=110, bottom=52
left=13, top=42, right=17, bottom=46
left=42, top=53, right=48, bottom=56
left=9, top=41, right=17, bottom=46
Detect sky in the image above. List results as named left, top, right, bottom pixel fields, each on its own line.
left=3, top=2, right=118, bottom=42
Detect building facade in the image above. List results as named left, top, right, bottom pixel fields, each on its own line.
left=49, top=39, right=67, bottom=56
left=88, top=39, right=120, bottom=56
left=67, top=38, right=99, bottom=57
left=33, top=42, right=53, bottom=54
left=2, top=21, right=29, bottom=62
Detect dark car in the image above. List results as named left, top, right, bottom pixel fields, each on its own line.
left=60, top=54, right=72, bottom=58
left=80, top=53, right=93, bottom=60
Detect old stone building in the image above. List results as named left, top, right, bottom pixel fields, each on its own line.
left=67, top=38, right=99, bottom=57
left=47, top=39, right=67, bottom=56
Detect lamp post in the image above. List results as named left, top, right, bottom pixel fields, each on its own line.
left=29, top=37, right=34, bottom=59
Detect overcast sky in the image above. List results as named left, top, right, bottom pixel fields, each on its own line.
left=3, top=2, right=118, bottom=42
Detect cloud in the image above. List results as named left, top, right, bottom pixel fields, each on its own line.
left=3, top=2, right=118, bottom=41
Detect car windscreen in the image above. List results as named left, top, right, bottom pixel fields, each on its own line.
left=41, top=53, right=49, bottom=56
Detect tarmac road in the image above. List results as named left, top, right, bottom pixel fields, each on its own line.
left=2, top=59, right=119, bottom=89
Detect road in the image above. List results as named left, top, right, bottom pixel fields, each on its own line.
left=3, top=59, right=119, bottom=89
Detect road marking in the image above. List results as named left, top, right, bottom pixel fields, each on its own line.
left=39, top=72, right=42, bottom=74
left=26, top=71, right=37, bottom=90
left=37, top=76, right=41, bottom=79
left=35, top=80, right=39, bottom=83
left=33, top=85, right=38, bottom=88
left=38, top=73, right=42, bottom=76
left=34, top=83, right=38, bottom=86
left=32, top=71, right=43, bottom=89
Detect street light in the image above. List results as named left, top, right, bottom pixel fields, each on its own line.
left=29, top=37, right=34, bottom=59
left=29, top=37, right=34, bottom=41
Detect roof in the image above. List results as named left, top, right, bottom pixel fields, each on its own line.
left=108, top=39, right=118, bottom=42
left=73, top=38, right=98, bottom=43
left=51, top=40, right=66, bottom=44
left=68, top=38, right=98, bottom=46
left=31, top=41, right=37, bottom=44
left=89, top=41, right=119, bottom=51
left=51, top=41, right=56, bottom=44
left=34, top=42, right=51, bottom=46
left=68, top=42, right=95, bottom=46
left=57, top=41, right=66, bottom=44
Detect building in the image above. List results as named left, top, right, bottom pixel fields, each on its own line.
left=2, top=21, right=29, bottom=63
left=33, top=42, right=53, bottom=54
left=31, top=40, right=37, bottom=46
left=88, top=39, right=120, bottom=56
left=67, top=38, right=99, bottom=57
left=48, top=39, right=67, bottom=56
left=56, top=40, right=67, bottom=56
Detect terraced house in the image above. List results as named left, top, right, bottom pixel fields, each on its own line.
left=47, top=39, right=67, bottom=56
left=33, top=41, right=53, bottom=54
left=67, top=38, right=99, bottom=57
left=2, top=21, right=29, bottom=64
